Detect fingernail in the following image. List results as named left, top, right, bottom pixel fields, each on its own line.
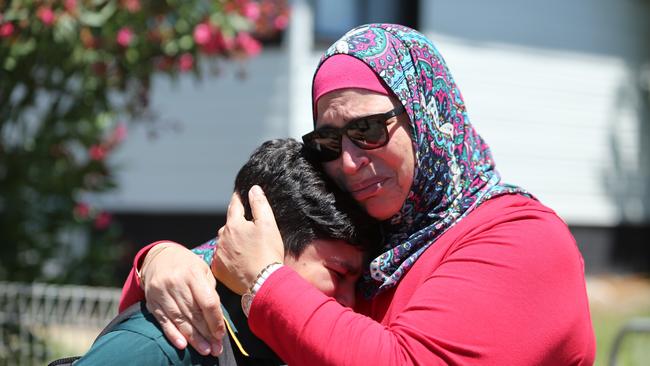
left=175, top=338, right=187, bottom=349
left=192, top=338, right=209, bottom=354
left=211, top=341, right=223, bottom=356
left=251, top=185, right=263, bottom=196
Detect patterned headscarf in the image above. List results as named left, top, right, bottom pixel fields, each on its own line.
left=312, top=24, right=532, bottom=297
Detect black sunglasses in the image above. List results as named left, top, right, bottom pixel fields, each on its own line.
left=302, top=105, right=405, bottom=162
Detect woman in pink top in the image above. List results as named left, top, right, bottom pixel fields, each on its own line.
left=122, top=24, right=595, bottom=365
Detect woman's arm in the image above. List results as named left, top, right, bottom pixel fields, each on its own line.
left=119, top=240, right=226, bottom=356
left=217, top=188, right=595, bottom=365
left=119, top=241, right=167, bottom=312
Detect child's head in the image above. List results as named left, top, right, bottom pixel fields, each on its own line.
left=231, top=138, right=380, bottom=307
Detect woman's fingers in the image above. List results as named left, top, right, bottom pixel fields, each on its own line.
left=248, top=185, right=276, bottom=226
left=189, top=269, right=225, bottom=356
left=175, top=303, right=214, bottom=356
left=150, top=289, right=214, bottom=356
left=248, top=185, right=284, bottom=259
left=213, top=186, right=285, bottom=296
left=142, top=244, right=224, bottom=356
left=146, top=299, right=188, bottom=350
left=226, top=192, right=245, bottom=222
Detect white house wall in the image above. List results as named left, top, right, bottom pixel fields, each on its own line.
left=420, top=0, right=650, bottom=225
left=102, top=0, right=649, bottom=228
left=101, top=49, right=291, bottom=212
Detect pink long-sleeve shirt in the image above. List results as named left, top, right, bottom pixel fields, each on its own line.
left=120, top=195, right=596, bottom=365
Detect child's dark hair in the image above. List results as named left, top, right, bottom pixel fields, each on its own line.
left=234, top=138, right=379, bottom=257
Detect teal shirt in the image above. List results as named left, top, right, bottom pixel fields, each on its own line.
left=76, top=286, right=282, bottom=366
left=76, top=303, right=223, bottom=366
left=76, top=240, right=282, bottom=366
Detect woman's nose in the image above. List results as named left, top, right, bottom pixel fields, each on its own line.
left=340, top=136, right=369, bottom=175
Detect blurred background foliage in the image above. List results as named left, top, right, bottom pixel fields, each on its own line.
left=0, top=0, right=289, bottom=286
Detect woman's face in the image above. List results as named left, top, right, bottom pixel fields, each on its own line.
left=316, top=89, right=415, bottom=220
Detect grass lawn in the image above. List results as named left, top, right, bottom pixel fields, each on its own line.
left=588, top=275, right=650, bottom=366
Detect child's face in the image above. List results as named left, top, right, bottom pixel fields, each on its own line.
left=284, top=240, right=363, bottom=308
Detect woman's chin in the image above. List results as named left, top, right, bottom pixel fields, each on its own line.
left=364, top=198, right=401, bottom=221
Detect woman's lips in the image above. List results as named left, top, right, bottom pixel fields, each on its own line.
left=349, top=178, right=388, bottom=201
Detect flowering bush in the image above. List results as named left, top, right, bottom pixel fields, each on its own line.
left=0, top=0, right=289, bottom=285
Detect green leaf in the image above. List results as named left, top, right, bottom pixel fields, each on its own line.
left=53, top=14, right=79, bottom=44
left=126, top=48, right=139, bottom=63
left=3, top=57, right=16, bottom=71
left=10, top=39, right=37, bottom=58
left=163, top=40, right=179, bottom=56
left=78, top=0, right=118, bottom=27
left=178, top=35, right=194, bottom=50
left=175, top=18, right=190, bottom=34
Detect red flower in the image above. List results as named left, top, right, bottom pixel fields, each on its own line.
left=37, top=7, right=56, bottom=26
left=111, top=123, right=128, bottom=144
left=0, top=22, right=14, bottom=38
left=194, top=22, right=236, bottom=55
left=94, top=211, right=112, bottom=230
left=243, top=2, right=260, bottom=21
left=89, top=144, right=107, bottom=161
left=121, top=0, right=141, bottom=13
left=74, top=202, right=90, bottom=219
left=235, top=32, right=261, bottom=56
left=64, top=0, right=77, bottom=13
left=116, top=27, right=134, bottom=47
left=193, top=22, right=212, bottom=46
left=178, top=53, right=194, bottom=72
left=274, top=14, right=289, bottom=30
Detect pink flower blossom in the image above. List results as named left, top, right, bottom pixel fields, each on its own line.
left=243, top=2, right=260, bottom=21
left=89, top=144, right=107, bottom=161
left=121, top=0, right=141, bottom=13
left=222, top=34, right=235, bottom=52
left=178, top=53, right=194, bottom=72
left=236, top=32, right=261, bottom=56
left=116, top=27, right=134, bottom=47
left=193, top=23, right=212, bottom=46
left=112, top=123, right=128, bottom=144
left=37, top=7, right=56, bottom=26
left=0, top=22, right=14, bottom=38
left=74, top=202, right=90, bottom=219
left=64, top=0, right=77, bottom=13
left=199, top=27, right=232, bottom=55
left=274, top=14, right=289, bottom=30
left=94, top=211, right=112, bottom=230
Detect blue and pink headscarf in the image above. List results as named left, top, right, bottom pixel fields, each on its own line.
left=312, top=24, right=532, bottom=297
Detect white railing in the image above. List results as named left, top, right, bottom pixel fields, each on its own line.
left=0, top=282, right=121, bottom=366
left=609, top=317, right=650, bottom=366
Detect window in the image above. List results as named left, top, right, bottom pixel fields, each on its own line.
left=314, top=0, right=419, bottom=44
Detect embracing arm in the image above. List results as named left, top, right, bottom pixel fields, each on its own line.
left=221, top=192, right=595, bottom=365
left=119, top=242, right=163, bottom=312
left=248, top=229, right=595, bottom=366
left=118, top=239, right=224, bottom=356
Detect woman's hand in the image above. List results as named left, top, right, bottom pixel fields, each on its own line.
left=214, top=186, right=285, bottom=295
left=140, top=243, right=225, bottom=356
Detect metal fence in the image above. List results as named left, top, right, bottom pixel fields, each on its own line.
left=0, top=281, right=121, bottom=366
left=609, top=317, right=650, bottom=366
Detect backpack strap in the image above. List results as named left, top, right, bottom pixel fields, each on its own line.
left=93, top=302, right=143, bottom=343
left=47, top=356, right=81, bottom=366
